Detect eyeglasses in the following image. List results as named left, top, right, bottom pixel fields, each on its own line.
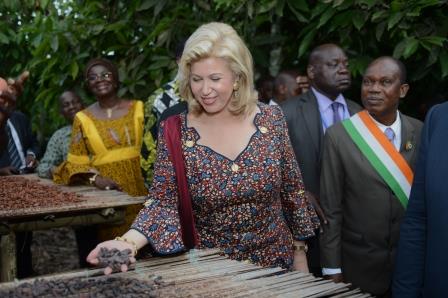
left=86, top=71, right=113, bottom=82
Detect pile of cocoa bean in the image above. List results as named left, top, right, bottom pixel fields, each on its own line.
left=0, top=176, right=84, bottom=216
left=0, top=275, right=173, bottom=298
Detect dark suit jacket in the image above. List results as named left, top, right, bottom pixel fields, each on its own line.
left=319, top=112, right=422, bottom=295
left=281, top=91, right=361, bottom=196
left=0, top=111, right=39, bottom=168
left=393, top=103, right=448, bottom=298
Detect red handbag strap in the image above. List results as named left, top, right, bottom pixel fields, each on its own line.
left=163, top=114, right=198, bottom=249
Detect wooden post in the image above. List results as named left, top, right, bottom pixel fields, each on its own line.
left=0, top=232, right=17, bottom=282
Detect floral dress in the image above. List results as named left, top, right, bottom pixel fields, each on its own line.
left=132, top=104, right=319, bottom=268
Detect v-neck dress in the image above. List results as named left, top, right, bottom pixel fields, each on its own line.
left=132, top=104, right=319, bottom=269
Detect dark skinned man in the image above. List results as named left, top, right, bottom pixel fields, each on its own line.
left=319, top=57, right=422, bottom=296
left=281, top=44, right=361, bottom=276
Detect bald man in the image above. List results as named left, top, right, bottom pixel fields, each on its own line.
left=319, top=57, right=422, bottom=295
left=281, top=44, right=361, bottom=276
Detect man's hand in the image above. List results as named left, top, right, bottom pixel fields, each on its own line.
left=305, top=191, right=328, bottom=231
left=324, top=273, right=344, bottom=283
left=0, top=166, right=19, bottom=176
left=25, top=154, right=38, bottom=169
left=7, top=70, right=29, bottom=97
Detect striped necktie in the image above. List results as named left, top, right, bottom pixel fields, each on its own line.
left=6, top=125, right=23, bottom=169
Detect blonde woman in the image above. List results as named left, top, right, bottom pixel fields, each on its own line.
left=88, top=22, right=319, bottom=273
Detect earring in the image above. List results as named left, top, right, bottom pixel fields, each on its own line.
left=233, top=82, right=239, bottom=91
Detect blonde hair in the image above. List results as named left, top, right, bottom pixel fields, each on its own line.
left=178, top=22, right=258, bottom=116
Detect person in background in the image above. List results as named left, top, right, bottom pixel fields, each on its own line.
left=0, top=72, right=39, bottom=176
left=141, top=40, right=186, bottom=185
left=393, top=103, right=448, bottom=297
left=319, top=57, right=422, bottom=296
left=255, top=74, right=274, bottom=104
left=53, top=58, right=147, bottom=240
left=37, top=91, right=84, bottom=178
left=280, top=44, right=361, bottom=276
left=0, top=71, right=39, bottom=278
left=269, top=70, right=300, bottom=106
left=87, top=22, right=319, bottom=274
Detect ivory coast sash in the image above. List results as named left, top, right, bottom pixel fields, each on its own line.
left=67, top=100, right=144, bottom=166
left=341, top=110, right=413, bottom=208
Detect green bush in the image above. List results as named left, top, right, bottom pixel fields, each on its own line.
left=0, top=0, right=446, bottom=142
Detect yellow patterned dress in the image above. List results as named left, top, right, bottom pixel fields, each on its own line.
left=53, top=100, right=148, bottom=239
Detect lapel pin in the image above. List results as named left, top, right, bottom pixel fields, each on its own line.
left=405, top=141, right=413, bottom=151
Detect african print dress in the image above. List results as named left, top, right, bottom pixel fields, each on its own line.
left=132, top=104, right=319, bottom=268
left=54, top=100, right=147, bottom=238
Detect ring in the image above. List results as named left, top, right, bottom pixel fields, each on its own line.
left=105, top=186, right=111, bottom=190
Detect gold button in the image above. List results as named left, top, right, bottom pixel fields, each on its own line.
left=231, top=163, right=239, bottom=172
left=259, top=126, right=268, bottom=133
left=185, top=140, right=195, bottom=147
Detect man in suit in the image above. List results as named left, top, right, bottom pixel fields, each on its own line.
left=281, top=43, right=361, bottom=275
left=0, top=72, right=37, bottom=176
left=393, top=102, right=448, bottom=297
left=319, top=57, right=423, bottom=296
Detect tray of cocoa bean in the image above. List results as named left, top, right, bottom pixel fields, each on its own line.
left=0, top=175, right=145, bottom=220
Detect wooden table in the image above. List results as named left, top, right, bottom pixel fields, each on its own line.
left=0, top=174, right=146, bottom=282
left=0, top=250, right=371, bottom=297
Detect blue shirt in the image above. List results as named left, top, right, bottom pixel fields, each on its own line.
left=312, top=87, right=350, bottom=133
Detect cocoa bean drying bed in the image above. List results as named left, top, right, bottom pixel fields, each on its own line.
left=0, top=249, right=371, bottom=297
left=0, top=174, right=146, bottom=282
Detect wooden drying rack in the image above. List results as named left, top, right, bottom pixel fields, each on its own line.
left=0, top=174, right=146, bottom=282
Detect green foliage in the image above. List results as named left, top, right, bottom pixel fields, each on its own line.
left=0, top=0, right=447, bottom=143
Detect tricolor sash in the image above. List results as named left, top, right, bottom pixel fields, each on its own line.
left=342, top=110, right=413, bottom=208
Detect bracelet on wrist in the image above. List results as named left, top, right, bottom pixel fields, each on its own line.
left=114, top=236, right=138, bottom=256
left=293, top=243, right=308, bottom=253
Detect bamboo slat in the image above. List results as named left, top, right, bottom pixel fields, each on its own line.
left=0, top=249, right=371, bottom=297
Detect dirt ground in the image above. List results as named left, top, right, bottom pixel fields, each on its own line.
left=31, top=227, right=80, bottom=275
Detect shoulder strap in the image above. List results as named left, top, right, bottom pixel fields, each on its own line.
left=164, top=114, right=198, bottom=249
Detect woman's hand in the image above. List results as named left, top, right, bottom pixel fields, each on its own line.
left=292, top=241, right=309, bottom=273
left=86, top=240, right=136, bottom=275
left=94, top=175, right=122, bottom=191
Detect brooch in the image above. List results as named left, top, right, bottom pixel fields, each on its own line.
left=405, top=141, right=413, bottom=151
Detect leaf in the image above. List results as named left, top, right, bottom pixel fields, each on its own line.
left=298, top=30, right=316, bottom=58
left=352, top=11, right=366, bottom=30
left=402, top=38, right=419, bottom=59
left=51, top=35, right=59, bottom=52
left=393, top=39, right=406, bottom=59
left=286, top=1, right=308, bottom=22
left=388, top=12, right=403, bottom=30
left=420, top=36, right=446, bottom=47
left=70, top=61, right=79, bottom=80
left=317, top=7, right=336, bottom=28
left=137, top=0, right=157, bottom=11
left=371, top=10, right=387, bottom=22
left=0, top=32, right=9, bottom=44
left=440, top=51, right=448, bottom=78
left=375, top=21, right=386, bottom=41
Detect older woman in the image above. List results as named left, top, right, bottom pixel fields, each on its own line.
left=88, top=23, right=319, bottom=272
left=53, top=58, right=147, bottom=238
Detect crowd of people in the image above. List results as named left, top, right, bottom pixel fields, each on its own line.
left=1, top=21, right=447, bottom=297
